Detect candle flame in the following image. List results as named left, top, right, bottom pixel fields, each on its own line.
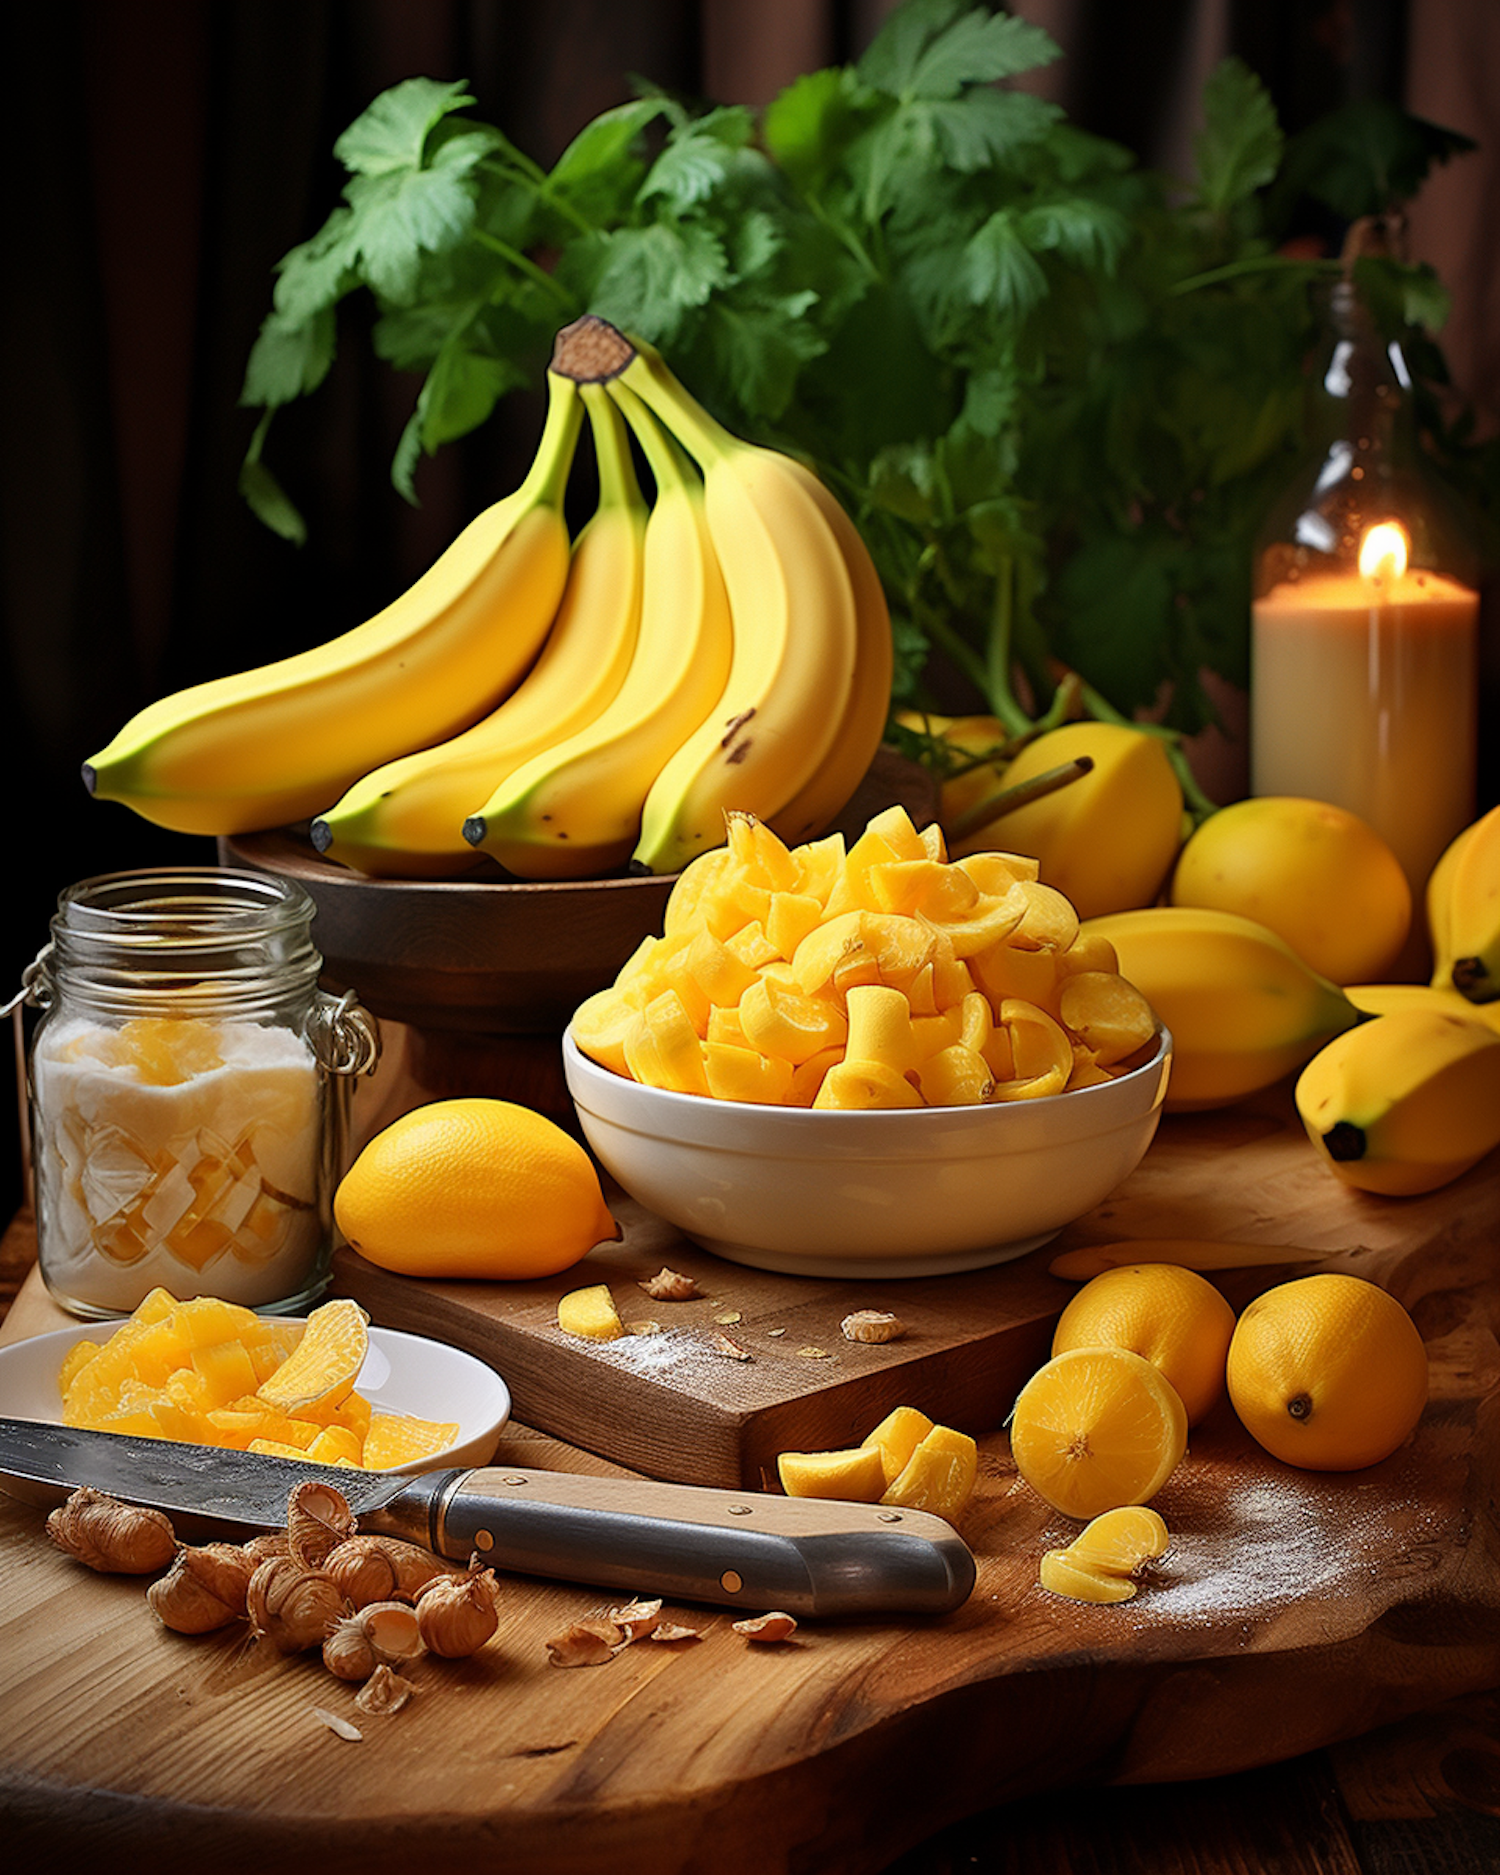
left=1358, top=521, right=1408, bottom=582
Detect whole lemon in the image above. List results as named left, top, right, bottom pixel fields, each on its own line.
left=952, top=722, right=1184, bottom=919
left=334, top=1097, right=620, bottom=1280
left=1225, top=1273, right=1427, bottom=1471
left=1051, top=1262, right=1236, bottom=1426
left=1170, top=796, right=1410, bottom=984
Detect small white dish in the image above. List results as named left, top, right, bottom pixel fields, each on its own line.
left=0, top=1320, right=511, bottom=1488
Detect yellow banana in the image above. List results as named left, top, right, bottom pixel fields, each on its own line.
left=309, top=384, right=647, bottom=877
left=763, top=456, right=895, bottom=849
left=1082, top=905, right=1362, bottom=1111
left=1345, top=980, right=1500, bottom=1033
left=1294, top=1006, right=1500, bottom=1194
left=83, top=372, right=583, bottom=837
left=1427, top=802, right=1500, bottom=1003
left=548, top=318, right=859, bottom=875
left=462, top=380, right=734, bottom=879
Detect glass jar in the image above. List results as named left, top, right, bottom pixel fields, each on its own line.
left=12, top=868, right=380, bottom=1319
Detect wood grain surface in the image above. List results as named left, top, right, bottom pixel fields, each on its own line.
left=0, top=1080, right=1497, bottom=1875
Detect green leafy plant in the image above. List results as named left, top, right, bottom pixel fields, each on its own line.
left=240, top=0, right=1490, bottom=758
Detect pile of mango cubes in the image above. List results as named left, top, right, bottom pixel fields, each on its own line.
left=58, top=1290, right=458, bottom=1468
left=572, top=806, right=1158, bottom=1107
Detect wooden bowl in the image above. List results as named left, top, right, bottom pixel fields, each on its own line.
left=219, top=748, right=936, bottom=1036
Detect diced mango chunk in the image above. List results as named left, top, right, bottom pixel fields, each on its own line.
left=777, top=1444, right=889, bottom=1501
left=557, top=1283, right=625, bottom=1342
left=880, top=1425, right=978, bottom=1522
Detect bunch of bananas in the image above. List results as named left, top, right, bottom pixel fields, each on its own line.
left=83, top=317, right=893, bottom=881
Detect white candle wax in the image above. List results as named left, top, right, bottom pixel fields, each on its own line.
left=1251, top=564, right=1478, bottom=897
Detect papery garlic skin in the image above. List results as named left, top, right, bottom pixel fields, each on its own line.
left=415, top=1559, right=501, bottom=1658
left=322, top=1601, right=425, bottom=1681
left=46, top=1486, right=177, bottom=1575
left=247, top=1554, right=345, bottom=1654
left=147, top=1543, right=256, bottom=1633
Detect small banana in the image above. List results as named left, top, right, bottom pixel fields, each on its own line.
left=463, top=380, right=734, bottom=879
left=1082, top=905, right=1363, bottom=1111
left=310, top=384, right=647, bottom=877
left=1427, top=803, right=1500, bottom=1003
left=84, top=372, right=584, bottom=837
left=1295, top=1006, right=1500, bottom=1194
left=547, top=317, right=861, bottom=875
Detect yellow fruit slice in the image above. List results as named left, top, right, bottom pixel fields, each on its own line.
left=255, top=1298, right=370, bottom=1417
left=1051, top=1263, right=1236, bottom=1427
left=361, top=1411, right=461, bottom=1469
left=1009, top=1346, right=1188, bottom=1519
left=557, top=1283, right=625, bottom=1341
left=880, top=1424, right=978, bottom=1522
left=777, top=1445, right=888, bottom=1501
left=1065, top=1503, right=1170, bottom=1575
left=1039, top=1548, right=1139, bottom=1603
left=860, top=1405, right=935, bottom=1486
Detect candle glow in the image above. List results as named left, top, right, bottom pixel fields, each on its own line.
left=1358, top=522, right=1408, bottom=583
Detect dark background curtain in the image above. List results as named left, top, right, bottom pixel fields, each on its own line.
left=5, top=0, right=1496, bottom=1222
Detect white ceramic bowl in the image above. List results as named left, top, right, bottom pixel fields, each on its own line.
left=563, top=1026, right=1173, bottom=1279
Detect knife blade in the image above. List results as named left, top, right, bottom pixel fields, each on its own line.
left=0, top=1418, right=976, bottom=1618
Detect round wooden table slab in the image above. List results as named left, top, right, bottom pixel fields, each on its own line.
left=1, top=1111, right=1498, bottom=1875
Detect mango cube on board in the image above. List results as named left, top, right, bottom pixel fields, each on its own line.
left=557, top=1283, right=625, bottom=1341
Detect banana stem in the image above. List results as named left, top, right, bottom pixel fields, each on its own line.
left=521, top=373, right=587, bottom=508
left=949, top=756, right=1095, bottom=845
left=580, top=382, right=643, bottom=513
left=607, top=378, right=695, bottom=499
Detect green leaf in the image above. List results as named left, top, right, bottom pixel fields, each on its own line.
left=958, top=210, right=1049, bottom=315
left=237, top=412, right=306, bottom=544
left=419, top=339, right=526, bottom=448
left=1192, top=59, right=1282, bottom=216
left=761, top=67, right=867, bottom=192
left=582, top=221, right=731, bottom=340
left=240, top=306, right=337, bottom=408
left=859, top=0, right=1057, bottom=100
left=546, top=97, right=670, bottom=222
left=640, top=107, right=756, bottom=212
left=1276, top=97, right=1476, bottom=222
left=333, top=77, right=480, bottom=176
left=343, top=158, right=484, bottom=301
left=270, top=207, right=360, bottom=322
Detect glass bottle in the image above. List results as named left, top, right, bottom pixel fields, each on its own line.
left=1250, top=275, right=1479, bottom=902
left=13, top=868, right=380, bottom=1319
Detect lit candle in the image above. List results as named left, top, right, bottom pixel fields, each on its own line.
left=1251, top=518, right=1478, bottom=899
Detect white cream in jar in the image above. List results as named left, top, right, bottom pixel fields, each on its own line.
left=33, top=1014, right=325, bottom=1314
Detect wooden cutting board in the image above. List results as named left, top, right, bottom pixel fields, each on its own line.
left=2, top=1094, right=1498, bottom=1875
left=329, top=1081, right=1495, bottom=1489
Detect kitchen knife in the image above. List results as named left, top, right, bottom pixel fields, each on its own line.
left=0, top=1417, right=976, bottom=1618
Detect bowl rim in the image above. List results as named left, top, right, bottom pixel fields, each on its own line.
left=561, top=1021, right=1173, bottom=1130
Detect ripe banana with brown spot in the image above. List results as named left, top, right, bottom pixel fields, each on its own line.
left=83, top=372, right=583, bottom=837
left=309, top=383, right=647, bottom=878
left=549, top=318, right=861, bottom=875
left=1426, top=802, right=1500, bottom=1004
left=1082, top=905, right=1363, bottom=1111
left=1295, top=1005, right=1500, bottom=1194
left=462, top=379, right=734, bottom=879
